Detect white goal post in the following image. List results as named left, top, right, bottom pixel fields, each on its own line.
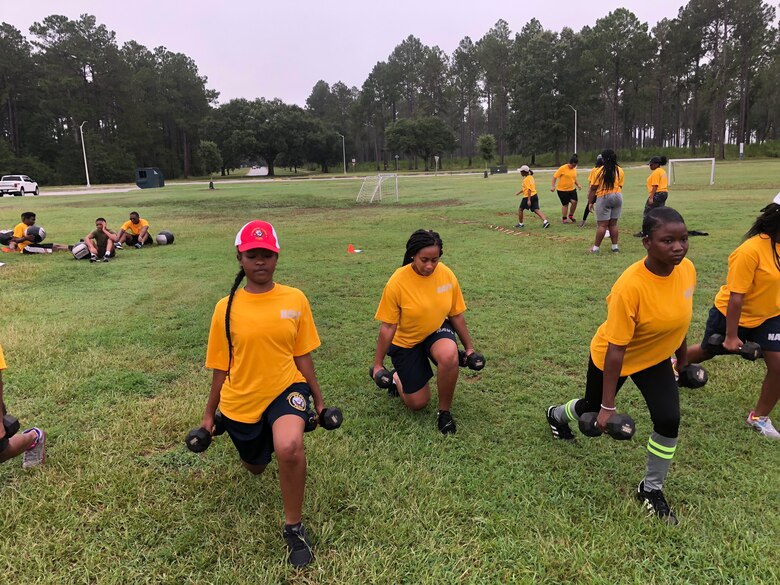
left=356, top=174, right=399, bottom=203
left=667, top=158, right=715, bottom=186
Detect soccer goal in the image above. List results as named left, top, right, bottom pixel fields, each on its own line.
left=667, top=158, right=715, bottom=186
left=356, top=174, right=399, bottom=203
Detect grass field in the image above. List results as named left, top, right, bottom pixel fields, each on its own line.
left=0, top=160, right=778, bottom=584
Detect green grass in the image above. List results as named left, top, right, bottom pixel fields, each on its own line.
left=1, top=161, right=778, bottom=583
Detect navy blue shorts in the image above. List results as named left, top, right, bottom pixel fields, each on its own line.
left=520, top=195, right=540, bottom=211
left=221, top=382, right=312, bottom=466
left=387, top=320, right=458, bottom=394
left=701, top=306, right=780, bottom=353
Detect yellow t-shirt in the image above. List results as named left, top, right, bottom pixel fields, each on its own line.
left=592, top=166, right=625, bottom=197
left=647, top=167, right=669, bottom=194
left=588, top=166, right=601, bottom=186
left=553, top=165, right=578, bottom=191
left=375, top=263, right=467, bottom=348
left=0, top=344, right=6, bottom=370
left=713, top=235, right=780, bottom=327
left=12, top=222, right=30, bottom=253
left=521, top=175, right=537, bottom=197
left=121, top=218, right=150, bottom=235
left=590, top=258, right=696, bottom=376
left=205, top=284, right=321, bottom=423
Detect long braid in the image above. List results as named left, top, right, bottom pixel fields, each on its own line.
left=745, top=203, right=780, bottom=271
left=225, top=268, right=246, bottom=380
left=402, top=229, right=443, bottom=266
left=599, top=149, right=619, bottom=192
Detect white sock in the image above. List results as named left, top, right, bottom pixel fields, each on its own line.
left=612, top=244, right=619, bottom=251
left=591, top=246, right=599, bottom=252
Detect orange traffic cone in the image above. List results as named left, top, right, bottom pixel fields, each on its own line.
left=347, top=244, right=355, bottom=254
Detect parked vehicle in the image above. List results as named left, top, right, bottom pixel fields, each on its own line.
left=0, top=175, right=39, bottom=196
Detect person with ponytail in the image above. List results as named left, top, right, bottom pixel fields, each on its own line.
left=587, top=149, right=624, bottom=252
left=551, top=154, right=582, bottom=224
left=372, top=229, right=479, bottom=434
left=515, top=165, right=551, bottom=229
left=634, top=156, right=670, bottom=237
left=547, top=207, right=696, bottom=525
left=200, top=220, right=329, bottom=567
left=686, top=194, right=780, bottom=440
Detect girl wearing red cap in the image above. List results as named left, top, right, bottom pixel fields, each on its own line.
left=199, top=220, right=329, bottom=568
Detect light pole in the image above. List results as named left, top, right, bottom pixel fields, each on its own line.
left=337, top=133, right=346, bottom=175
left=566, top=105, right=578, bottom=154
left=79, top=121, right=91, bottom=187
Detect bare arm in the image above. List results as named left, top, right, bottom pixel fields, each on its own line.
left=294, top=353, right=324, bottom=413
left=550, top=177, right=557, bottom=191
left=588, top=185, right=597, bottom=210
left=674, top=337, right=689, bottom=369
left=200, top=369, right=226, bottom=433
left=723, top=293, right=745, bottom=352
left=373, top=322, right=398, bottom=372
left=448, top=313, right=475, bottom=354
left=597, top=343, right=627, bottom=430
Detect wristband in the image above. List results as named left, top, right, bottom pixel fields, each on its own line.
left=600, top=404, right=616, bottom=411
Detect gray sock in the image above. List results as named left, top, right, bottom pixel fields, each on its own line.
left=553, top=399, right=580, bottom=425
left=643, top=432, right=678, bottom=491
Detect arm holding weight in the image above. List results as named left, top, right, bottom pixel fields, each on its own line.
left=200, top=369, right=226, bottom=434
left=598, top=343, right=627, bottom=432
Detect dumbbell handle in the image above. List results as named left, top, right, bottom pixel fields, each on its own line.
left=708, top=334, right=762, bottom=360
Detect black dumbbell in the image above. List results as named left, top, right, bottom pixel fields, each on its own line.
left=369, top=366, right=395, bottom=389
left=458, top=349, right=486, bottom=371
left=185, top=411, right=227, bottom=453
left=708, top=334, right=763, bottom=361
left=0, top=413, right=21, bottom=453
left=305, top=407, right=344, bottom=432
left=677, top=363, right=709, bottom=388
left=578, top=411, right=636, bottom=440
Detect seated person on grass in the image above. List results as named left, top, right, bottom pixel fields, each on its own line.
left=0, top=343, right=46, bottom=468
left=116, top=211, right=152, bottom=249
left=8, top=211, right=69, bottom=254
left=84, top=217, right=116, bottom=262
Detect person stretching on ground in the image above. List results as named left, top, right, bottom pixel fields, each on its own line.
left=8, top=211, right=69, bottom=254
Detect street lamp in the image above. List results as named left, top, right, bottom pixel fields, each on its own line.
left=336, top=133, right=346, bottom=175
left=566, top=105, right=578, bottom=154
left=79, top=120, right=91, bottom=187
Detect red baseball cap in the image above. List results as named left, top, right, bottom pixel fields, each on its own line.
left=235, top=220, right=280, bottom=253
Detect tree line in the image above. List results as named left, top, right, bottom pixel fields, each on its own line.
left=1, top=1, right=778, bottom=183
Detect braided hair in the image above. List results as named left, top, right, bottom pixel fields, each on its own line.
left=745, top=202, right=780, bottom=271
left=599, top=149, right=620, bottom=192
left=224, top=268, right=246, bottom=379
left=402, top=229, right=443, bottom=266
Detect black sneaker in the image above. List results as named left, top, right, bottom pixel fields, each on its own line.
left=636, top=480, right=678, bottom=525
left=134, top=242, right=143, bottom=249
left=283, top=523, right=314, bottom=568
left=437, top=410, right=457, bottom=434
left=546, top=405, right=576, bottom=442
left=102, top=255, right=111, bottom=263
left=90, top=254, right=98, bottom=263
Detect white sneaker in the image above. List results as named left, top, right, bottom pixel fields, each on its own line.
left=543, top=220, right=551, bottom=229
left=746, top=412, right=780, bottom=440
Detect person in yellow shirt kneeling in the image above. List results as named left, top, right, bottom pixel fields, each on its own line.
left=547, top=208, right=696, bottom=525
left=686, top=194, right=780, bottom=440
left=200, top=220, right=333, bottom=568
left=373, top=229, right=480, bottom=434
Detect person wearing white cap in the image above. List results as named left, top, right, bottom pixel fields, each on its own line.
left=199, top=220, right=333, bottom=567
left=515, top=166, right=550, bottom=229
left=686, top=193, right=780, bottom=440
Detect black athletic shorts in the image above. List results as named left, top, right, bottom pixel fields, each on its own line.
left=127, top=234, right=152, bottom=246
left=701, top=305, right=780, bottom=353
left=221, top=382, right=312, bottom=466
left=519, top=195, right=540, bottom=211
left=22, top=243, right=53, bottom=254
left=387, top=320, right=458, bottom=394
left=556, top=190, right=578, bottom=205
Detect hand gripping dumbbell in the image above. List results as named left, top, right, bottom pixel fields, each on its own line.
left=578, top=411, right=636, bottom=440
left=458, top=349, right=486, bottom=371
left=304, top=407, right=344, bottom=433
left=369, top=366, right=399, bottom=397
left=708, top=334, right=763, bottom=361
left=0, top=413, right=21, bottom=453
left=185, top=411, right=227, bottom=453
left=677, top=363, right=709, bottom=388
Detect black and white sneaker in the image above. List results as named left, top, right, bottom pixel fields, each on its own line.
left=283, top=523, right=314, bottom=568
left=546, top=405, right=576, bottom=442
left=636, top=480, right=678, bottom=525
left=437, top=410, right=457, bottom=434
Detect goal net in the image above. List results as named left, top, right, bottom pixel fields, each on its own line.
left=356, top=174, right=399, bottom=203
left=667, top=158, right=715, bottom=186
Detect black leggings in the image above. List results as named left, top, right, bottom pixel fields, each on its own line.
left=575, top=355, right=680, bottom=438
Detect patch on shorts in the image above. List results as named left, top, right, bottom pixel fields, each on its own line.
left=287, top=392, right=308, bottom=411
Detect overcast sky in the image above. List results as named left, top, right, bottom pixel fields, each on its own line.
left=3, top=0, right=689, bottom=106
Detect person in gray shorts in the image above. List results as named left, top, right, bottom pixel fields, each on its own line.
left=587, top=149, right=625, bottom=253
